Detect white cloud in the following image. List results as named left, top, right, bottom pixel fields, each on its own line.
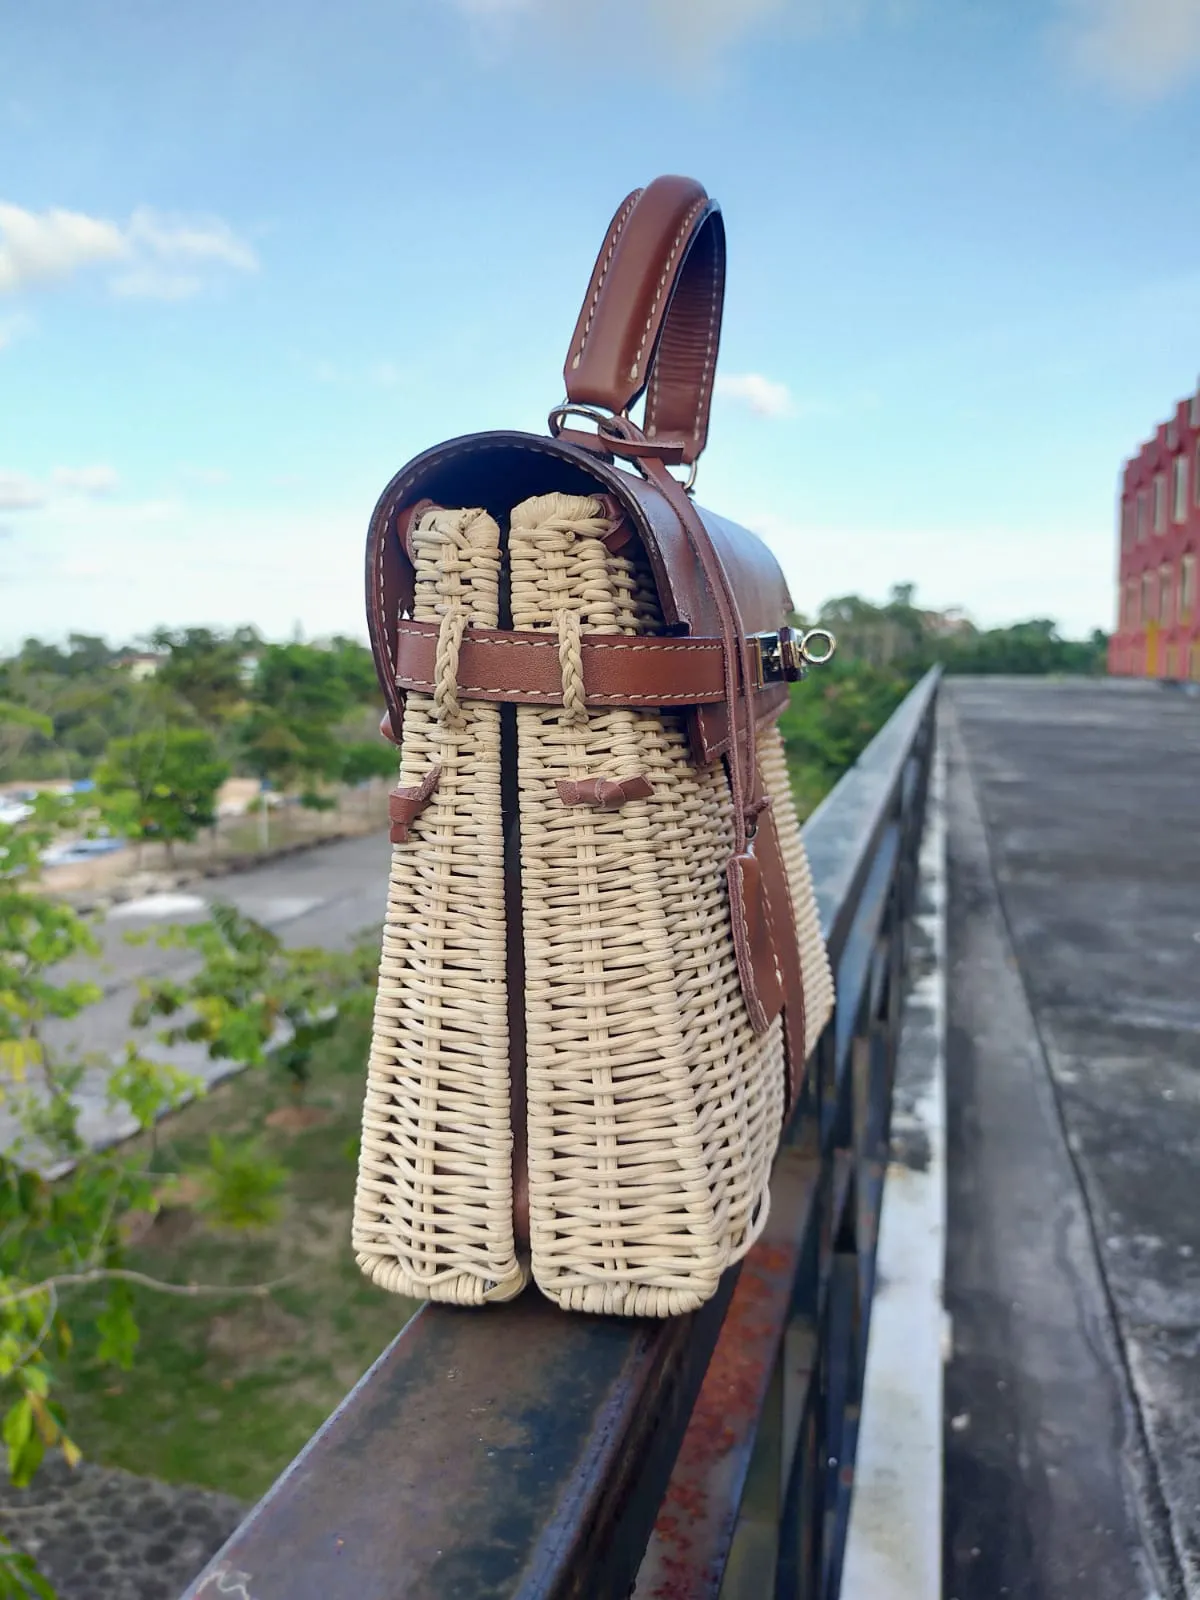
left=0, top=201, right=258, bottom=300
left=126, top=209, right=257, bottom=273
left=0, top=465, right=120, bottom=511
left=716, top=372, right=795, bottom=418
left=52, top=464, right=120, bottom=496
left=180, top=466, right=231, bottom=487
left=0, top=471, right=44, bottom=511
left=1059, top=0, right=1200, bottom=98
left=111, top=208, right=259, bottom=300
left=0, top=203, right=126, bottom=294
left=451, top=0, right=865, bottom=58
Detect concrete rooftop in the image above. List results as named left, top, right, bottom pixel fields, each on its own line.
left=943, top=677, right=1200, bottom=1600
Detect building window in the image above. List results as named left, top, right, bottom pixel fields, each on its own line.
left=1161, top=563, right=1173, bottom=623
left=1143, top=571, right=1156, bottom=621
left=1121, top=499, right=1135, bottom=545
left=1154, top=472, right=1167, bottom=532
left=1173, top=456, right=1189, bottom=522
left=1138, top=489, right=1149, bottom=539
left=1124, top=579, right=1137, bottom=626
left=1192, top=391, right=1200, bottom=428
left=1182, top=553, right=1196, bottom=620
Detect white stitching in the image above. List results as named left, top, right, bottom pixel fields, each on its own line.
left=395, top=681, right=722, bottom=703
left=368, top=434, right=783, bottom=737
left=573, top=191, right=642, bottom=364
left=395, top=622, right=721, bottom=655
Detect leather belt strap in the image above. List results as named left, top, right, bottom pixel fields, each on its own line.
left=395, top=618, right=744, bottom=709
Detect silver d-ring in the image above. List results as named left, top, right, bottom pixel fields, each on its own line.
left=800, top=628, right=836, bottom=665
left=548, top=401, right=625, bottom=438
left=664, top=458, right=699, bottom=494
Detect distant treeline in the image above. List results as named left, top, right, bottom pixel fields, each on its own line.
left=0, top=629, right=397, bottom=845
left=778, top=584, right=1108, bottom=815
left=0, top=589, right=1108, bottom=822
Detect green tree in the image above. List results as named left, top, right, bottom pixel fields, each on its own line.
left=0, top=640, right=171, bottom=785
left=134, top=904, right=367, bottom=1107
left=935, top=618, right=1107, bottom=675
left=15, top=636, right=115, bottom=681
left=0, top=797, right=194, bottom=1592
left=151, top=627, right=260, bottom=729
left=0, top=799, right=325, bottom=1595
left=0, top=704, right=54, bottom=781
left=240, top=643, right=361, bottom=804
left=338, top=740, right=397, bottom=788
left=779, top=658, right=912, bottom=817
left=323, top=637, right=379, bottom=705
left=95, top=728, right=229, bottom=861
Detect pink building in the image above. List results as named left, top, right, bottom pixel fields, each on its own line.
left=1109, top=388, right=1200, bottom=679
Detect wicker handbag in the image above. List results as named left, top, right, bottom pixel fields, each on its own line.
left=352, top=175, right=835, bottom=1317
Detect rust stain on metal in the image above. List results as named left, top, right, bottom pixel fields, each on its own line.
left=642, top=1242, right=796, bottom=1598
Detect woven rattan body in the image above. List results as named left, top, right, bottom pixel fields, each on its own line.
left=353, top=495, right=833, bottom=1314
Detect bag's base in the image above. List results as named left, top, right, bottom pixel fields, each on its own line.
left=355, top=1252, right=529, bottom=1306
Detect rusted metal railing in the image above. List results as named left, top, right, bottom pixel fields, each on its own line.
left=183, top=667, right=941, bottom=1600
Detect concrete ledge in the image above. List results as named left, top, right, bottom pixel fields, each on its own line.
left=842, top=731, right=946, bottom=1599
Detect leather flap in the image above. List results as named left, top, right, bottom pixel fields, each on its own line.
left=364, top=431, right=794, bottom=768
left=613, top=471, right=794, bottom=762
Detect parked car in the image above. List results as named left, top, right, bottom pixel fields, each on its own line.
left=41, top=836, right=125, bottom=868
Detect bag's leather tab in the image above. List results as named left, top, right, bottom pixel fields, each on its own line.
left=726, top=844, right=784, bottom=1037
left=388, top=766, right=441, bottom=843
left=754, top=803, right=807, bottom=1108
left=564, top=176, right=725, bottom=465
left=552, top=425, right=690, bottom=467
left=556, top=774, right=654, bottom=810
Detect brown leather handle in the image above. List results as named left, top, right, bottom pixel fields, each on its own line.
left=563, top=176, right=725, bottom=465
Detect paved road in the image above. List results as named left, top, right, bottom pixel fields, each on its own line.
left=19, top=832, right=391, bottom=1160
left=943, top=679, right=1200, bottom=1600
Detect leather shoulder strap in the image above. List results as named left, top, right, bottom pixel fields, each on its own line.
left=563, top=176, right=725, bottom=465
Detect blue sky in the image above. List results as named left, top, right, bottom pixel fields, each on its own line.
left=3, top=0, right=1200, bottom=648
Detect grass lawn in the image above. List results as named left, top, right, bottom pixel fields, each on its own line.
left=55, top=997, right=418, bottom=1505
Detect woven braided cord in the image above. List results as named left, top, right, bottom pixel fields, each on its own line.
left=510, top=492, right=786, bottom=1316
left=352, top=506, right=526, bottom=1304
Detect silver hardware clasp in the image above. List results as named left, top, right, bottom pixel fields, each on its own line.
left=749, top=626, right=837, bottom=688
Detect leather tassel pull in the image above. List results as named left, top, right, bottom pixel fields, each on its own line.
left=388, top=766, right=441, bottom=843
left=726, top=845, right=784, bottom=1036
left=556, top=774, right=654, bottom=810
